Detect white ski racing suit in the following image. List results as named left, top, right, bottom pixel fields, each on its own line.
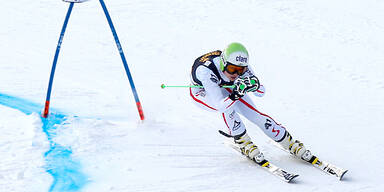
left=190, top=50, right=286, bottom=141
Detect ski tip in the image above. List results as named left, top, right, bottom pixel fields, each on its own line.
left=339, top=170, right=348, bottom=181
left=288, top=175, right=300, bottom=183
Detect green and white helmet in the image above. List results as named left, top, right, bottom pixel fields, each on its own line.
left=220, top=42, right=249, bottom=71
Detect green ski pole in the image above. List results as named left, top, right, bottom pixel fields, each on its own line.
left=161, top=84, right=234, bottom=89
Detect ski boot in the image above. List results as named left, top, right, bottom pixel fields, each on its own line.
left=277, top=131, right=314, bottom=163
left=234, top=131, right=265, bottom=164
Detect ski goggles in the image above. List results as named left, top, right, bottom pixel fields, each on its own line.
left=225, top=62, right=247, bottom=75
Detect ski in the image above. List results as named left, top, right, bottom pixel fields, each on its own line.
left=304, top=156, right=348, bottom=180
left=270, top=140, right=348, bottom=180
left=256, top=159, right=299, bottom=183
left=219, top=130, right=299, bottom=183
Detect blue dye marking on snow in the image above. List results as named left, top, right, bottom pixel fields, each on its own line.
left=0, top=93, right=88, bottom=191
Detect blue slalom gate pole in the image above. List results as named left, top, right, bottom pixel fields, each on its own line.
left=99, top=0, right=145, bottom=120
left=43, top=2, right=74, bottom=118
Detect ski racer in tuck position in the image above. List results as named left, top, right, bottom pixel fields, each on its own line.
left=189, top=42, right=315, bottom=164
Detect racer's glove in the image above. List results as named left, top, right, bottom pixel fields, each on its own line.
left=229, top=76, right=260, bottom=100
left=245, top=76, right=260, bottom=92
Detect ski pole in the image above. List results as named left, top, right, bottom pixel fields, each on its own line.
left=160, top=84, right=235, bottom=89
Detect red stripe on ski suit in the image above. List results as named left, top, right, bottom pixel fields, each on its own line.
left=189, top=88, right=217, bottom=111
left=226, top=100, right=236, bottom=109
left=238, top=99, right=280, bottom=125
left=225, top=88, right=281, bottom=126
left=222, top=113, right=232, bottom=135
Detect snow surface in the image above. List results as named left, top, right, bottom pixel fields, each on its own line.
left=1, top=0, right=384, bottom=191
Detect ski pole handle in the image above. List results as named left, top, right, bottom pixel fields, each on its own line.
left=160, top=84, right=235, bottom=89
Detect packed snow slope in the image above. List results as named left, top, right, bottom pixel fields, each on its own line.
left=1, top=0, right=384, bottom=191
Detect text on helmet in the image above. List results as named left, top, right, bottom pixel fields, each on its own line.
left=236, top=56, right=247, bottom=63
